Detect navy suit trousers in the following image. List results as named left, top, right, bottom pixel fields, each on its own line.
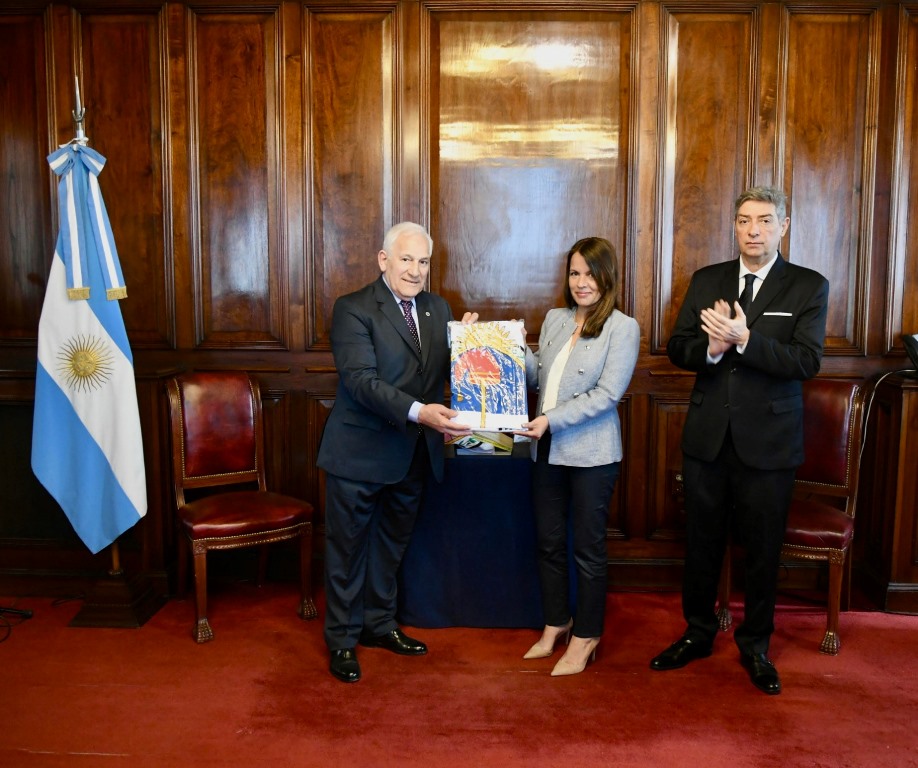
left=323, top=434, right=427, bottom=650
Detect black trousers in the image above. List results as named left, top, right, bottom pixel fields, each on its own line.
left=323, top=435, right=427, bottom=651
left=532, top=434, right=620, bottom=639
left=681, top=432, right=795, bottom=655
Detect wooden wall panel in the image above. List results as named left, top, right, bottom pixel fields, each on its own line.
left=0, top=12, right=53, bottom=342
left=783, top=8, right=877, bottom=354
left=657, top=9, right=753, bottom=350
left=307, top=8, right=396, bottom=349
left=891, top=6, right=918, bottom=346
left=305, top=391, right=335, bottom=530
left=190, top=9, right=285, bottom=348
left=0, top=399, right=76, bottom=542
left=2, top=0, right=916, bottom=603
left=260, top=388, right=293, bottom=498
left=606, top=397, right=631, bottom=541
left=79, top=10, right=171, bottom=348
left=428, top=9, right=633, bottom=331
left=647, top=395, right=688, bottom=542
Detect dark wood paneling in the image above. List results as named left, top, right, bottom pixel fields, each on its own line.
left=307, top=8, right=396, bottom=349
left=891, top=7, right=918, bottom=347
left=428, top=9, right=633, bottom=331
left=80, top=9, right=171, bottom=348
left=0, top=12, right=53, bottom=342
left=0, top=395, right=77, bottom=542
left=2, top=0, right=916, bottom=605
left=260, top=387, right=292, bottom=497
left=0, top=373, right=161, bottom=593
left=191, top=8, right=286, bottom=348
left=657, top=8, right=753, bottom=350
left=647, top=394, right=688, bottom=543
left=305, top=390, right=335, bottom=531
left=606, top=397, right=631, bottom=541
left=857, top=375, right=918, bottom=612
left=783, top=8, right=876, bottom=354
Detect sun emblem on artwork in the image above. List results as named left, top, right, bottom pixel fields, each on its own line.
left=57, top=334, right=115, bottom=392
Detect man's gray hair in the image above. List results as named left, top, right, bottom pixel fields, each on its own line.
left=382, top=222, right=433, bottom=256
left=734, top=186, right=788, bottom=220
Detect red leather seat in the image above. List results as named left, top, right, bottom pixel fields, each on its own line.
left=166, top=371, right=317, bottom=642
left=784, top=499, right=854, bottom=552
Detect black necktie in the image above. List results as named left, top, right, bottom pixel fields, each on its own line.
left=399, top=299, right=422, bottom=355
left=739, top=274, right=756, bottom=314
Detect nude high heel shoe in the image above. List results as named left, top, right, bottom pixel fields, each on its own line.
left=550, top=637, right=599, bottom=676
left=522, top=620, right=573, bottom=659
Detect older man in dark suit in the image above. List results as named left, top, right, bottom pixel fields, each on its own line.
left=650, top=186, right=829, bottom=694
left=317, top=222, right=476, bottom=683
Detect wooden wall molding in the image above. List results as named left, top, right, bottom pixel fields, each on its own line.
left=1, top=0, right=915, bottom=600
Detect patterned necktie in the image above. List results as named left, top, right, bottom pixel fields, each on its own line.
left=400, top=299, right=422, bottom=355
left=739, top=273, right=756, bottom=314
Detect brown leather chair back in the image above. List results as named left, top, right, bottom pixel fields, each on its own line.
left=169, top=371, right=265, bottom=498
left=796, top=378, right=865, bottom=502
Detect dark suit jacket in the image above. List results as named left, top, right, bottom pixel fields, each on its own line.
left=667, top=255, right=829, bottom=471
left=317, top=276, right=454, bottom=484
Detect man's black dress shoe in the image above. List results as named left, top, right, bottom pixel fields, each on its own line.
left=650, top=636, right=713, bottom=671
left=740, top=652, right=781, bottom=695
left=330, top=648, right=361, bottom=683
left=359, top=628, right=428, bottom=656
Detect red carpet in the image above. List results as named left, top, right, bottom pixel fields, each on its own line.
left=1, top=585, right=916, bottom=767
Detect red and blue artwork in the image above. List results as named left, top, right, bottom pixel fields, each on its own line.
left=449, top=321, right=528, bottom=431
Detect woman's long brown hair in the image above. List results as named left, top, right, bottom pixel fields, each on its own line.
left=561, top=236, right=620, bottom=338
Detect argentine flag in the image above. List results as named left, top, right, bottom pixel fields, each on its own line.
left=32, top=145, right=147, bottom=554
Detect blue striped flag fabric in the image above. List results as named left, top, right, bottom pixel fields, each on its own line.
left=31, top=144, right=146, bottom=554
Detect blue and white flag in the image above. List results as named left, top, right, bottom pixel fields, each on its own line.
left=31, top=144, right=146, bottom=554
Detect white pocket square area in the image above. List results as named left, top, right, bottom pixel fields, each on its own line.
left=763, top=311, right=793, bottom=316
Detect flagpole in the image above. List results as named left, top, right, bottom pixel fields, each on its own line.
left=37, top=73, right=159, bottom=627
left=110, top=540, right=123, bottom=576
left=73, top=76, right=124, bottom=580
left=72, top=76, right=87, bottom=145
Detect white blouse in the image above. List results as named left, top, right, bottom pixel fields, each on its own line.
left=540, top=331, right=576, bottom=413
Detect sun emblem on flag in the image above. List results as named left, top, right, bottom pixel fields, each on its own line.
left=57, top=334, right=115, bottom=392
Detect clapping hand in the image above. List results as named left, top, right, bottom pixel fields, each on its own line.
left=701, top=299, right=750, bottom=355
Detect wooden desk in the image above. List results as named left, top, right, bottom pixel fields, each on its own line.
left=397, top=448, right=543, bottom=628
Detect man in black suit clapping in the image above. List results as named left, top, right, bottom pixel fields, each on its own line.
left=650, top=187, right=829, bottom=694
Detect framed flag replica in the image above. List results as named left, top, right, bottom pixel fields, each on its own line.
left=448, top=320, right=528, bottom=432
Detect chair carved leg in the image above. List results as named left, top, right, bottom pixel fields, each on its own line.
left=192, top=546, right=214, bottom=643
left=820, top=630, right=840, bottom=655
left=821, top=553, right=845, bottom=655
left=298, top=525, right=317, bottom=620
left=299, top=597, right=318, bottom=621
left=193, top=617, right=215, bottom=644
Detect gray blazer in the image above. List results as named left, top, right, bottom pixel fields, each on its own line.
left=526, top=307, right=640, bottom=466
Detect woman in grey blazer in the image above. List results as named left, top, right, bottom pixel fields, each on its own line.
left=517, top=237, right=639, bottom=676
